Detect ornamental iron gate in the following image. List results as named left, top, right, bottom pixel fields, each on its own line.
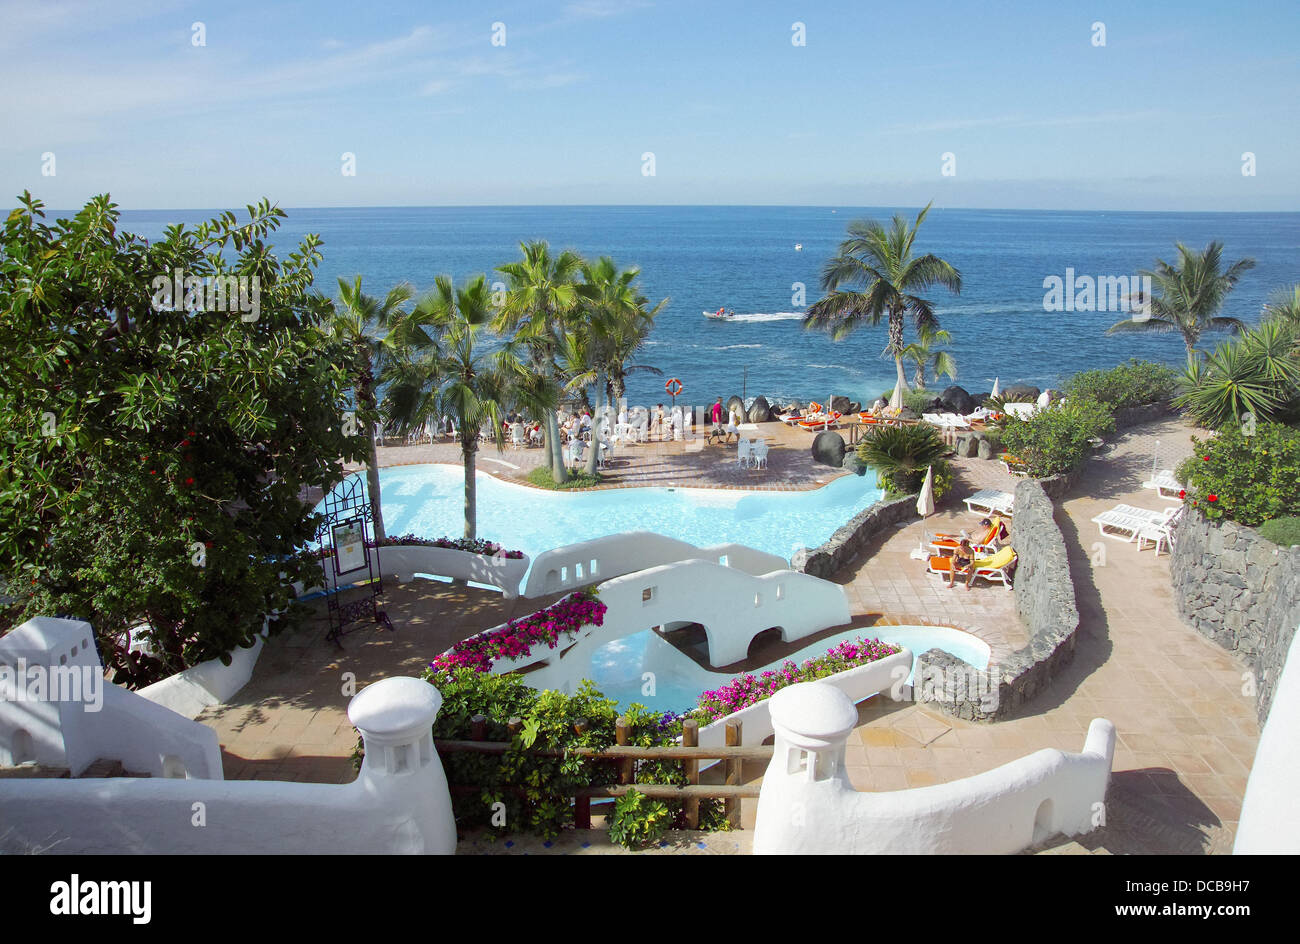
left=316, top=472, right=393, bottom=647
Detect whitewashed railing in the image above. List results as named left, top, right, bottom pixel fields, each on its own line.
left=522, top=532, right=788, bottom=599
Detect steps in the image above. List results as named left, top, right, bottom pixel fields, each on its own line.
left=0, top=758, right=151, bottom=780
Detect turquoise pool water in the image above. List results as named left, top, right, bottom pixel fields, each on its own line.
left=332, top=463, right=884, bottom=563
left=585, top=624, right=992, bottom=714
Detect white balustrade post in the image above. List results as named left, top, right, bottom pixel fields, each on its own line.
left=348, top=676, right=457, bottom=854
left=753, top=681, right=858, bottom=854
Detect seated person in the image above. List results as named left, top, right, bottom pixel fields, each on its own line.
left=947, top=538, right=977, bottom=591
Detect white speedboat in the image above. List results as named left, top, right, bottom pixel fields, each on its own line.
left=703, top=307, right=735, bottom=320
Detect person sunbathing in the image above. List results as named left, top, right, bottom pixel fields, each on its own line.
left=948, top=538, right=977, bottom=590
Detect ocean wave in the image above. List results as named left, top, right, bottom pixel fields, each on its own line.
left=717, top=343, right=764, bottom=350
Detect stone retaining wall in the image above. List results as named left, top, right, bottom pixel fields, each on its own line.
left=795, top=493, right=918, bottom=579
left=917, top=479, right=1080, bottom=721
left=1171, top=509, right=1300, bottom=722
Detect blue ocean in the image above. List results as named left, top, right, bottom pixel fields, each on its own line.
left=118, top=206, right=1300, bottom=408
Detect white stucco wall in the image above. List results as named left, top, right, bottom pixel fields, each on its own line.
left=753, top=681, right=1115, bottom=855
left=0, top=676, right=457, bottom=855
left=0, top=618, right=222, bottom=779
left=307, top=544, right=529, bottom=599
left=1234, top=625, right=1300, bottom=854
left=522, top=531, right=788, bottom=598
left=136, top=634, right=266, bottom=719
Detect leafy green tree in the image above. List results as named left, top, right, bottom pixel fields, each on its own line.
left=382, top=275, right=521, bottom=539
left=805, top=202, right=962, bottom=399
left=1106, top=241, right=1255, bottom=355
left=496, top=241, right=583, bottom=483
left=0, top=193, right=363, bottom=685
left=314, top=275, right=414, bottom=543
left=901, top=325, right=957, bottom=389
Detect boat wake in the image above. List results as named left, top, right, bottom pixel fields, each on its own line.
left=717, top=312, right=805, bottom=323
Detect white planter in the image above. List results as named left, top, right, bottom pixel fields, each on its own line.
left=318, top=544, right=529, bottom=599
left=696, top=648, right=913, bottom=749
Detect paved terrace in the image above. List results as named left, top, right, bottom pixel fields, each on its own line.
left=202, top=415, right=1260, bottom=854
left=358, top=419, right=851, bottom=490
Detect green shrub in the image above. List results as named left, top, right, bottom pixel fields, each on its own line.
left=608, top=790, right=673, bottom=848
left=408, top=667, right=727, bottom=845
left=1259, top=517, right=1300, bottom=548
left=1176, top=422, right=1300, bottom=525
left=856, top=424, right=951, bottom=494
left=1064, top=359, right=1178, bottom=410
left=999, top=398, right=1115, bottom=477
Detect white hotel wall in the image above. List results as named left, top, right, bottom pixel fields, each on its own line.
left=522, top=531, right=788, bottom=599
left=1235, top=626, right=1300, bottom=854
left=0, top=677, right=457, bottom=855
left=753, top=682, right=1116, bottom=855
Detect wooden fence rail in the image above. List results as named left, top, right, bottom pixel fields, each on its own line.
left=434, top=713, right=772, bottom=829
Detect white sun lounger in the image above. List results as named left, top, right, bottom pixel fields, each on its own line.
left=1142, top=469, right=1183, bottom=499
left=964, top=489, right=1015, bottom=517
left=1092, top=504, right=1182, bottom=542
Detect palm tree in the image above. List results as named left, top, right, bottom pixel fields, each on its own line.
left=1263, top=284, right=1300, bottom=334
left=495, top=241, right=584, bottom=483
left=315, top=275, right=414, bottom=542
left=901, top=325, right=957, bottom=389
left=381, top=275, right=515, bottom=540
left=604, top=291, right=665, bottom=404
left=1106, top=241, right=1256, bottom=356
left=856, top=424, right=950, bottom=494
left=569, top=257, right=668, bottom=475
left=805, top=202, right=961, bottom=400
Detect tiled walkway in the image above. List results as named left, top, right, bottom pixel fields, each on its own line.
left=205, top=415, right=1261, bottom=854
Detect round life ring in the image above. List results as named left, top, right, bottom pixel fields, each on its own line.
left=665, top=378, right=683, bottom=397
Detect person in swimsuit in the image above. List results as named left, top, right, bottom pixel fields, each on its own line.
left=948, top=538, right=976, bottom=590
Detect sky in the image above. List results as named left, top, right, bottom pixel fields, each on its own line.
left=2, top=0, right=1298, bottom=211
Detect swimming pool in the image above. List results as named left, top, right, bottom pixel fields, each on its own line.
left=329, top=463, right=883, bottom=563
left=585, top=624, right=992, bottom=714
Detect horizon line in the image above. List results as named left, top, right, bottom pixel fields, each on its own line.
left=66, top=202, right=1300, bottom=216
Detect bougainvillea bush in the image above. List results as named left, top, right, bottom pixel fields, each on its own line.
left=693, top=637, right=902, bottom=724
left=400, top=630, right=903, bottom=845
left=430, top=589, right=605, bottom=674
left=373, top=534, right=524, bottom=558
left=1176, top=422, right=1300, bottom=526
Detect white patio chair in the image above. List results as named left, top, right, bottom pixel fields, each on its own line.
left=751, top=441, right=769, bottom=470
left=737, top=439, right=754, bottom=468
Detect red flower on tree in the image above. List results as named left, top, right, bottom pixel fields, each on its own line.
left=1207, top=494, right=1218, bottom=502
left=1178, top=489, right=1186, bottom=499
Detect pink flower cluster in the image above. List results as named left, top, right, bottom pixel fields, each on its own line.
left=430, top=591, right=606, bottom=674
left=693, top=637, right=901, bottom=724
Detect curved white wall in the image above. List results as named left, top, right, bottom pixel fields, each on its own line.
left=0, top=676, right=457, bottom=855
left=595, top=560, right=851, bottom=667
left=1235, top=625, right=1300, bottom=853
left=753, top=681, right=1115, bottom=855
left=522, top=531, right=788, bottom=598
left=308, top=545, right=529, bottom=599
